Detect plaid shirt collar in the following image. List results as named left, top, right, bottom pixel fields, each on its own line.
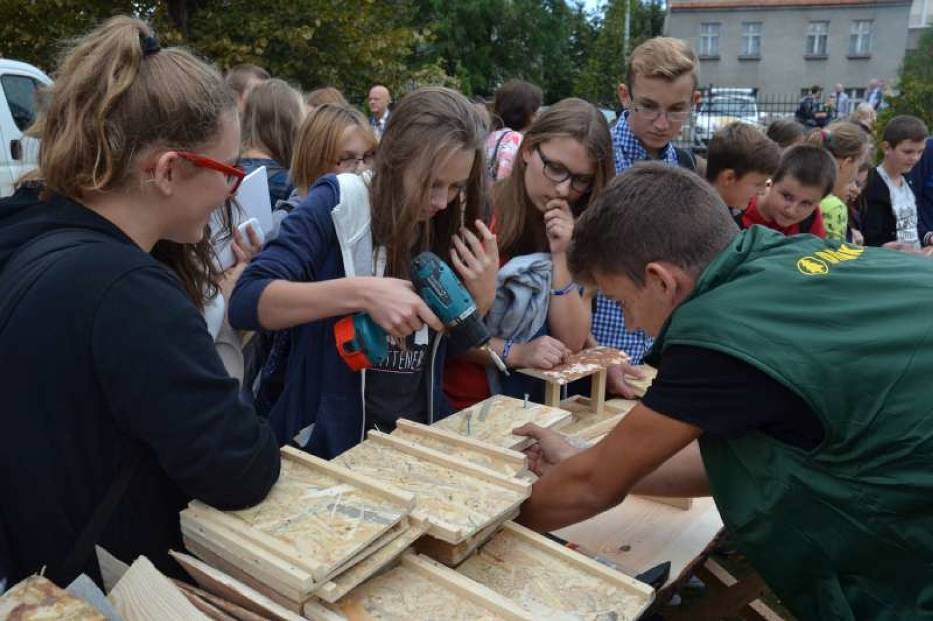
left=611, top=111, right=678, bottom=173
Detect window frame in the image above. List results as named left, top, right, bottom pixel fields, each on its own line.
left=806, top=20, right=830, bottom=57
left=698, top=22, right=721, bottom=58
left=848, top=19, right=873, bottom=56
left=740, top=21, right=763, bottom=58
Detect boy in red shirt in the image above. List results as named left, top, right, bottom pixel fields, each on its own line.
left=741, top=144, right=835, bottom=237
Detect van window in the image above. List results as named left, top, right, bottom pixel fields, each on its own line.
left=1, top=75, right=41, bottom=132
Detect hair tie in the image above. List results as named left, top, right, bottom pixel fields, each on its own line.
left=139, top=33, right=161, bottom=56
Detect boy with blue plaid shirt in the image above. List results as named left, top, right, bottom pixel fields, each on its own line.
left=596, top=37, right=700, bottom=394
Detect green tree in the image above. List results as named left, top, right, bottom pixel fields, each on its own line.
left=575, top=0, right=664, bottom=107
left=0, top=0, right=143, bottom=73
left=877, top=28, right=933, bottom=133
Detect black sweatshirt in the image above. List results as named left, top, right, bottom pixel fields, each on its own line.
left=0, top=186, right=280, bottom=584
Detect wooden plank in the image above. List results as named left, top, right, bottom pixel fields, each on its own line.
left=174, top=583, right=241, bottom=621
left=415, top=510, right=519, bottom=567
left=554, top=496, right=723, bottom=590
left=367, top=431, right=531, bottom=494
left=517, top=346, right=629, bottom=385
left=393, top=419, right=527, bottom=477
left=181, top=507, right=313, bottom=598
left=320, top=520, right=409, bottom=583
left=670, top=558, right=773, bottom=621
left=320, top=553, right=533, bottom=620
left=637, top=495, right=694, bottom=510
left=590, top=368, right=608, bottom=415
left=170, top=549, right=305, bottom=621
left=181, top=536, right=305, bottom=614
left=182, top=446, right=412, bottom=592
left=335, top=439, right=529, bottom=544
left=0, top=575, right=105, bottom=621
left=434, top=395, right=572, bottom=451
left=559, top=394, right=633, bottom=438
left=543, top=381, right=561, bottom=407
left=403, top=554, right=533, bottom=620
left=95, top=545, right=130, bottom=593
left=315, top=523, right=428, bottom=603
left=624, top=364, right=657, bottom=398
left=108, top=556, right=211, bottom=621
left=458, top=521, right=654, bottom=620
left=302, top=599, right=347, bottom=621
left=280, top=446, right=414, bottom=509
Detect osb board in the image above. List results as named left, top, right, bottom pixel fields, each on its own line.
left=334, top=438, right=527, bottom=544
left=318, top=554, right=532, bottom=621
left=554, top=496, right=723, bottom=590
left=170, top=549, right=306, bottom=621
left=184, top=446, right=412, bottom=589
left=0, top=575, right=105, bottom=621
left=557, top=395, right=636, bottom=437
left=433, top=395, right=572, bottom=451
left=108, top=555, right=210, bottom=621
left=458, top=522, right=653, bottom=621
left=517, top=347, right=629, bottom=386
left=316, top=523, right=428, bottom=603
left=415, top=510, right=519, bottom=567
left=623, top=364, right=657, bottom=398
left=392, top=419, right=527, bottom=477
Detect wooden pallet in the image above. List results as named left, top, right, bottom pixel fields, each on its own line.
left=392, top=419, right=528, bottom=477
left=334, top=431, right=530, bottom=544
left=433, top=395, right=572, bottom=450
left=305, top=553, right=534, bottom=621
left=518, top=346, right=629, bottom=412
left=458, top=521, right=655, bottom=621
left=180, top=446, right=414, bottom=602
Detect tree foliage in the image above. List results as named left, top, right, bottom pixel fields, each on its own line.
left=0, top=0, right=665, bottom=106
left=878, top=28, right=933, bottom=132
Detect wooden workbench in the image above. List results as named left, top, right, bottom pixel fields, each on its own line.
left=553, top=495, right=723, bottom=591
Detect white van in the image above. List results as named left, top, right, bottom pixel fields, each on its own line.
left=0, top=59, right=51, bottom=197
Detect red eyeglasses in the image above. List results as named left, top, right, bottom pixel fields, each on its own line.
left=176, top=151, right=246, bottom=195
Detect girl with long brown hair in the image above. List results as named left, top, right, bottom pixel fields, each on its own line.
left=445, top=98, right=614, bottom=409
left=229, top=87, right=497, bottom=458
left=0, top=16, right=279, bottom=584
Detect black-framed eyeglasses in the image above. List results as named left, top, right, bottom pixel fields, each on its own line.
left=534, top=145, right=594, bottom=193
left=628, top=93, right=692, bottom=123
left=335, top=153, right=375, bottom=171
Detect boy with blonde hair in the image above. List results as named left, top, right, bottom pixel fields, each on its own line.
left=595, top=37, right=701, bottom=394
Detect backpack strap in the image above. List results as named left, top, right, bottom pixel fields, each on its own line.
left=487, top=130, right=514, bottom=180
left=0, top=228, right=143, bottom=583
left=673, top=146, right=696, bottom=172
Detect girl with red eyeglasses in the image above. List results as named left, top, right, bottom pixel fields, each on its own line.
left=0, top=17, right=279, bottom=585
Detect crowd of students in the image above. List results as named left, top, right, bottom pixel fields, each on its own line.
left=2, top=14, right=932, bottom=619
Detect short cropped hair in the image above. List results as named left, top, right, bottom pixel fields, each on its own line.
left=705, top=122, right=781, bottom=182
left=773, top=144, right=836, bottom=198
left=569, top=163, right=738, bottom=287
left=882, top=115, right=929, bottom=148
left=626, top=37, right=699, bottom=90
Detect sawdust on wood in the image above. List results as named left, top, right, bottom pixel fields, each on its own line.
left=334, top=440, right=525, bottom=541
left=333, top=563, right=512, bottom=621
left=434, top=395, right=571, bottom=450
left=227, top=457, right=408, bottom=573
left=391, top=427, right=524, bottom=477
left=458, top=527, right=650, bottom=621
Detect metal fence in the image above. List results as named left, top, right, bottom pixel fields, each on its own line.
left=671, top=89, right=862, bottom=154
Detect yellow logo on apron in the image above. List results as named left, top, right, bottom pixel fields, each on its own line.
left=797, top=243, right=864, bottom=275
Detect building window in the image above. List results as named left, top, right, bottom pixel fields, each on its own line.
left=698, top=23, right=720, bottom=58
left=741, top=22, right=762, bottom=57
left=849, top=20, right=873, bottom=55
left=806, top=21, right=829, bottom=56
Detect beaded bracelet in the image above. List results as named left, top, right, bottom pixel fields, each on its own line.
left=551, top=280, right=577, bottom=296
left=501, top=339, right=515, bottom=365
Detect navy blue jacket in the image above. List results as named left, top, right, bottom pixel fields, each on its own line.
left=229, top=175, right=452, bottom=458
left=909, top=138, right=933, bottom=245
